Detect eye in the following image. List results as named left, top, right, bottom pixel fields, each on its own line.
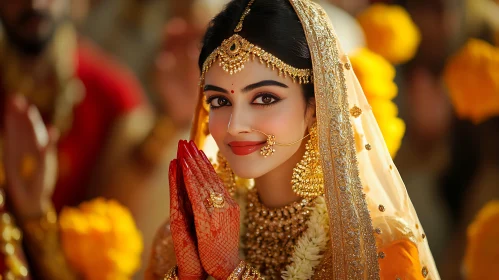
left=252, top=93, right=279, bottom=105
left=206, top=96, right=231, bottom=109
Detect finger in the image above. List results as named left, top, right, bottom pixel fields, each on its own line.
left=180, top=158, right=209, bottom=215
left=187, top=141, right=217, bottom=187
left=26, top=105, right=49, bottom=150
left=181, top=142, right=211, bottom=197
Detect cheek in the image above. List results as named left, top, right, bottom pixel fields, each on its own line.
left=208, top=110, right=230, bottom=143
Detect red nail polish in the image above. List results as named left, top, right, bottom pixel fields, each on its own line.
left=183, top=142, right=195, bottom=159
left=180, top=158, right=190, bottom=171
left=199, top=150, right=211, bottom=165
left=188, top=140, right=199, bottom=157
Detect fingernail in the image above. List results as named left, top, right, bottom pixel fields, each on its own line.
left=183, top=142, right=195, bottom=159
left=180, top=158, right=190, bottom=171
left=187, top=140, right=199, bottom=156
left=199, top=150, right=211, bottom=165
left=188, top=140, right=199, bottom=156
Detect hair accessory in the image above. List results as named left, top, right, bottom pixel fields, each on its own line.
left=199, top=0, right=312, bottom=85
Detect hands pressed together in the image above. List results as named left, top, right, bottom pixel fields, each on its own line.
left=169, top=140, right=241, bottom=279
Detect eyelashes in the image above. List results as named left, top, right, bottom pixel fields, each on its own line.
left=205, top=92, right=281, bottom=109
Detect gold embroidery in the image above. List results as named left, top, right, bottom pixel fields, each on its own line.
left=350, top=105, right=362, bottom=118
left=289, top=1, right=379, bottom=278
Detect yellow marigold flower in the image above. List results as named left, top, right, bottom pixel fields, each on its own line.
left=357, top=4, right=421, bottom=64
left=350, top=48, right=398, bottom=100
left=464, top=200, right=499, bottom=280
left=351, top=48, right=405, bottom=157
left=444, top=39, right=499, bottom=124
left=377, top=115, right=406, bottom=158
left=60, top=198, right=143, bottom=280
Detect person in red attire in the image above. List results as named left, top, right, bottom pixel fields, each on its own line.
left=0, top=0, right=157, bottom=278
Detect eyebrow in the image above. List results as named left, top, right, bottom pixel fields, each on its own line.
left=203, top=80, right=289, bottom=95
left=203, top=85, right=228, bottom=94
left=242, top=80, right=288, bottom=93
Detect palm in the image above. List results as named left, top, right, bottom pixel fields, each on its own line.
left=3, top=97, right=57, bottom=222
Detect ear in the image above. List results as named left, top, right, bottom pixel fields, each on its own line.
left=305, top=97, right=316, bottom=129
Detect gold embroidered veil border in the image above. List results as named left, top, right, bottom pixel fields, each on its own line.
left=190, top=0, right=440, bottom=279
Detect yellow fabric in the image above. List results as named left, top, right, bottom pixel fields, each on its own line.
left=379, top=240, right=423, bottom=280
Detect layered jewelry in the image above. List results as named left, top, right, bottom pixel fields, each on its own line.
left=243, top=188, right=317, bottom=279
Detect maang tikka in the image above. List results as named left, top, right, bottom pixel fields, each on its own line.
left=199, top=0, right=313, bottom=85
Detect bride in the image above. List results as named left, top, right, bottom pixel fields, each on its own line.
left=147, top=0, right=440, bottom=279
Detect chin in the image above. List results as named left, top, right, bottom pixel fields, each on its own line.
left=225, top=156, right=271, bottom=179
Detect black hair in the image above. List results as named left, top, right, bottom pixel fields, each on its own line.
left=198, top=0, right=314, bottom=104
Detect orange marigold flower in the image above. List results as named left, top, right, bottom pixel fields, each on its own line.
left=357, top=4, right=421, bottom=64
left=444, top=39, right=499, bottom=124
left=464, top=200, right=499, bottom=280
left=60, top=198, right=143, bottom=280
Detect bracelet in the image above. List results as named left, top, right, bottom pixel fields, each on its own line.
left=227, top=261, right=263, bottom=280
left=228, top=261, right=246, bottom=280
left=164, top=265, right=179, bottom=280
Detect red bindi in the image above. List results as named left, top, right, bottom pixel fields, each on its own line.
left=230, top=90, right=235, bottom=94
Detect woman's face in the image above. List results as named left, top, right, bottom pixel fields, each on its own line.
left=204, top=60, right=315, bottom=179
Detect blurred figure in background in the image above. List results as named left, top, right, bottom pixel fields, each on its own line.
left=0, top=0, right=166, bottom=278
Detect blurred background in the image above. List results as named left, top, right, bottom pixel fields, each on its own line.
left=0, top=0, right=498, bottom=279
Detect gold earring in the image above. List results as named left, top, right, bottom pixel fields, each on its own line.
left=260, top=134, right=276, bottom=157
left=214, top=151, right=237, bottom=196
left=291, top=123, right=324, bottom=198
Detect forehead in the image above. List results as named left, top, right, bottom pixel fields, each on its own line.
left=204, top=59, right=293, bottom=89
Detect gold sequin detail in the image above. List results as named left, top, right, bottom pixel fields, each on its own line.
left=234, top=0, right=255, bottom=33
left=378, top=252, right=385, bottom=259
left=378, top=205, right=386, bottom=212
left=289, top=1, right=380, bottom=278
left=244, top=188, right=317, bottom=279
left=422, top=266, right=428, bottom=278
left=422, top=233, right=426, bottom=239
left=365, top=144, right=372, bottom=150
left=344, top=62, right=351, bottom=70
left=350, top=105, right=362, bottom=118
left=374, top=228, right=382, bottom=234
left=389, top=165, right=393, bottom=170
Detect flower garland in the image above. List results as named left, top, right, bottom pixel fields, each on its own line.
left=282, top=196, right=329, bottom=280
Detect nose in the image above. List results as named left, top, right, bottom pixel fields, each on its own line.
left=226, top=107, right=252, bottom=136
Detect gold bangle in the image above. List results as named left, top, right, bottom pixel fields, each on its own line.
left=228, top=261, right=246, bottom=280
left=163, top=265, right=179, bottom=280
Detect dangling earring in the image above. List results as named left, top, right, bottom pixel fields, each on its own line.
left=214, top=151, right=237, bottom=196
left=260, top=134, right=276, bottom=157
left=291, top=123, right=324, bottom=198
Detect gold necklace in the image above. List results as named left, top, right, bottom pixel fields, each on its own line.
left=243, top=188, right=317, bottom=279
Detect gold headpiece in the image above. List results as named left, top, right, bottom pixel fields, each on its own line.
left=200, top=0, right=313, bottom=85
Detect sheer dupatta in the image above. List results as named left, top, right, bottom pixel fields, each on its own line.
left=191, top=0, right=440, bottom=279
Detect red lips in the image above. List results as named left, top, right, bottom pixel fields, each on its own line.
left=228, top=141, right=266, bottom=156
